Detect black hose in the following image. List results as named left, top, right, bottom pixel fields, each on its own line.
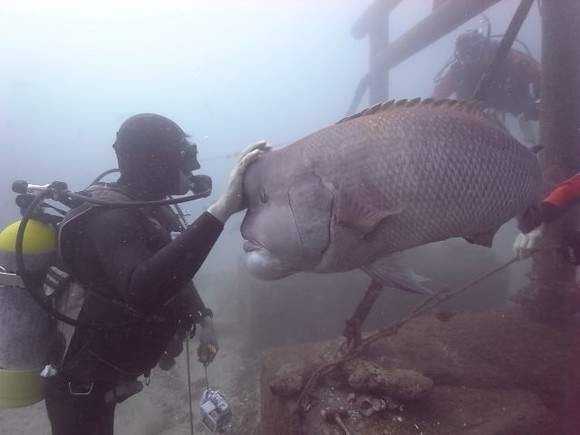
left=62, top=183, right=211, bottom=209
left=87, top=168, right=120, bottom=187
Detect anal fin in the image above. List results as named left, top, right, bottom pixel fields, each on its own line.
left=463, top=227, right=500, bottom=248
left=361, top=253, right=433, bottom=295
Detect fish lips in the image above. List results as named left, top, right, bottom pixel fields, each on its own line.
left=242, top=240, right=262, bottom=253
left=242, top=240, right=296, bottom=280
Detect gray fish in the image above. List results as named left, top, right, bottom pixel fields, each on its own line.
left=240, top=98, right=541, bottom=293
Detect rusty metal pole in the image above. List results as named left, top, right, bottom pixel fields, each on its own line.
left=346, top=0, right=401, bottom=115
left=368, top=11, right=390, bottom=105
left=351, top=0, right=402, bottom=40
left=522, top=0, right=580, bottom=324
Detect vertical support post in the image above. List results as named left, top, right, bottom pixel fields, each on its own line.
left=368, top=10, right=390, bottom=105
left=522, top=0, right=580, bottom=323
left=347, top=0, right=402, bottom=114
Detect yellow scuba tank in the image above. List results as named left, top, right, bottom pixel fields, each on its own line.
left=0, top=219, right=55, bottom=409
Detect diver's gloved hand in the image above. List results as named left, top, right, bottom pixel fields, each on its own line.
left=517, top=202, right=563, bottom=234
left=513, top=224, right=546, bottom=260
left=197, top=316, right=219, bottom=365
left=516, top=204, right=545, bottom=234
left=208, top=140, right=271, bottom=223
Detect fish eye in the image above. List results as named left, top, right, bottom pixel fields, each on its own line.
left=260, top=189, right=268, bottom=204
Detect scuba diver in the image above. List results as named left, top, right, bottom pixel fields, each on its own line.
left=32, top=113, right=270, bottom=434
left=432, top=28, right=542, bottom=144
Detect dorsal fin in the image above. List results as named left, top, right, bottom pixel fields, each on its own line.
left=337, top=98, right=488, bottom=125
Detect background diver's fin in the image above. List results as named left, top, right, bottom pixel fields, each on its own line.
left=361, top=253, right=433, bottom=295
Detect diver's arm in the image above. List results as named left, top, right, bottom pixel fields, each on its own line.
left=87, top=208, right=223, bottom=314
left=542, top=174, right=580, bottom=213
left=432, top=76, right=455, bottom=99
left=175, top=282, right=211, bottom=321
left=517, top=173, right=580, bottom=233
left=508, top=48, right=542, bottom=98
left=527, top=60, right=542, bottom=99
left=126, top=212, right=223, bottom=312
left=432, top=65, right=458, bottom=99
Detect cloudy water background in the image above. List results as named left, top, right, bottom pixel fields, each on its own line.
left=0, top=1, right=543, bottom=433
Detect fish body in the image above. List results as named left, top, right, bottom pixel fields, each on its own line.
left=240, top=99, right=541, bottom=292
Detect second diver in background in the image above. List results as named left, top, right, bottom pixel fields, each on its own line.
left=433, top=29, right=541, bottom=144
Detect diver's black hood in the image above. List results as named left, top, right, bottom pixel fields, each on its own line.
left=114, top=113, right=187, bottom=153
left=113, top=114, right=201, bottom=197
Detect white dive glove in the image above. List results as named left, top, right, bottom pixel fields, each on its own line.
left=197, top=316, right=219, bottom=365
left=513, top=224, right=546, bottom=260
left=207, top=140, right=271, bottom=223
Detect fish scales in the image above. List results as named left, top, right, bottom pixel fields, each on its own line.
left=241, top=99, right=541, bottom=289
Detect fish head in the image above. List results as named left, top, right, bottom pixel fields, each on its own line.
left=241, top=153, right=333, bottom=280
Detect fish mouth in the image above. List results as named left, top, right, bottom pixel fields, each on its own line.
left=243, top=240, right=263, bottom=253
left=242, top=242, right=295, bottom=280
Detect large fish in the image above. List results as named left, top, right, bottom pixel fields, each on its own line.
left=240, top=98, right=542, bottom=293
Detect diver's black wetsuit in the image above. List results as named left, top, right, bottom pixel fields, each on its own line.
left=45, top=187, right=223, bottom=435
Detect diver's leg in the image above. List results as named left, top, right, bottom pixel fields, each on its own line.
left=45, top=375, right=116, bottom=435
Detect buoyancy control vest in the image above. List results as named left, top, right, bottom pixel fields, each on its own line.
left=46, top=184, right=193, bottom=383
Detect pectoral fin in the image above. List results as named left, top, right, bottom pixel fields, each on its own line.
left=463, top=227, right=500, bottom=248
left=336, top=190, right=405, bottom=235
left=288, top=173, right=333, bottom=266
left=361, top=254, right=433, bottom=295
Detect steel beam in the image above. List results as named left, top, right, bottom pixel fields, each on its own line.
left=371, top=0, right=501, bottom=72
